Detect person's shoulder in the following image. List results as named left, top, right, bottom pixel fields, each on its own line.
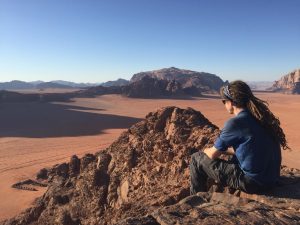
left=223, top=117, right=238, bottom=129
left=238, top=110, right=259, bottom=125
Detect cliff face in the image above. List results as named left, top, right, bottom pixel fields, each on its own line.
left=270, top=69, right=300, bottom=94
left=130, top=67, right=225, bottom=94
left=121, top=76, right=187, bottom=98
left=3, top=107, right=300, bottom=225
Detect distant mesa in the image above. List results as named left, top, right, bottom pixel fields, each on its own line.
left=130, top=67, right=224, bottom=94
left=269, top=69, right=300, bottom=94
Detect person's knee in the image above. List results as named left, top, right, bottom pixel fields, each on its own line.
left=190, top=151, right=205, bottom=166
left=191, top=151, right=205, bottom=160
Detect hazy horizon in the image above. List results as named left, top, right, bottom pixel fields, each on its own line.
left=1, top=0, right=299, bottom=83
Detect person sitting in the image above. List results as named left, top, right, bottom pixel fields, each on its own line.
left=190, top=80, right=289, bottom=194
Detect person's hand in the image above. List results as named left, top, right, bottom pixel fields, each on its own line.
left=203, top=146, right=221, bottom=159
left=224, top=147, right=235, bottom=155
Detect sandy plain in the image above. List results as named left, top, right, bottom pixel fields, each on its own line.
left=0, top=92, right=299, bottom=221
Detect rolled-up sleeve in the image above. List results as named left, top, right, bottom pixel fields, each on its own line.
left=214, top=119, right=239, bottom=152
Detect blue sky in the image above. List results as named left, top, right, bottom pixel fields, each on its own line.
left=0, top=0, right=299, bottom=83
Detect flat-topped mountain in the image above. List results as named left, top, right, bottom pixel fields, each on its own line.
left=130, top=67, right=225, bottom=93
left=270, top=69, right=300, bottom=94
left=3, top=107, right=300, bottom=225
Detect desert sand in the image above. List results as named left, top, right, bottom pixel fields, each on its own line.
left=0, top=92, right=300, bottom=221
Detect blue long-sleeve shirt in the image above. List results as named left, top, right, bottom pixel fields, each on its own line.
left=214, top=110, right=281, bottom=186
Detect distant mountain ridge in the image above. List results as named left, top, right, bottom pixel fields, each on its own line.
left=51, top=80, right=101, bottom=88
left=0, top=80, right=99, bottom=90
left=0, top=79, right=130, bottom=90
left=0, top=80, right=35, bottom=90
left=269, top=69, right=300, bottom=94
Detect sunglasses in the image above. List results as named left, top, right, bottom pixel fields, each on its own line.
left=221, top=99, right=227, bottom=104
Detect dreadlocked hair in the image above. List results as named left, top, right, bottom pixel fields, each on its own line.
left=220, top=80, right=289, bottom=150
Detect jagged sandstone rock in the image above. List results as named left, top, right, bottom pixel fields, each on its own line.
left=2, top=107, right=300, bottom=225
left=270, top=69, right=300, bottom=94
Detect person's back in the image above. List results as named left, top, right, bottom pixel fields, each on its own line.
left=227, top=110, right=281, bottom=187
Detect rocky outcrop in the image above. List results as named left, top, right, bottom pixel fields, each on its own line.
left=2, top=107, right=218, bottom=224
left=130, top=67, right=225, bottom=93
left=2, top=107, right=300, bottom=225
left=270, top=69, right=300, bottom=94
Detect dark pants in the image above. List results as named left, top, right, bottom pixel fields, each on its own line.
left=190, top=151, right=264, bottom=195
